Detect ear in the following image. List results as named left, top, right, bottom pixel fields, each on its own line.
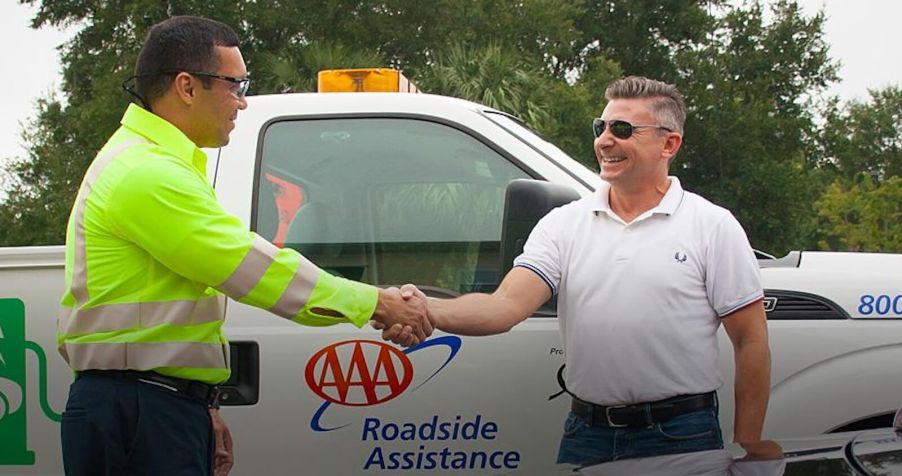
left=661, top=132, right=683, bottom=162
left=172, top=72, right=196, bottom=105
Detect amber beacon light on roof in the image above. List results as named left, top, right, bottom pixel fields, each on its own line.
left=317, top=68, right=420, bottom=93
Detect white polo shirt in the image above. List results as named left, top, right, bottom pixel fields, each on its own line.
left=514, top=177, right=762, bottom=406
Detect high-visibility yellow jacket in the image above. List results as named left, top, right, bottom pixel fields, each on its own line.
left=58, top=104, right=378, bottom=384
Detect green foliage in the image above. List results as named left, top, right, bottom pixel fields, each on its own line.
left=256, top=42, right=385, bottom=93
left=673, top=0, right=837, bottom=254
left=2, top=0, right=591, bottom=246
left=417, top=44, right=622, bottom=169
left=1, top=0, right=892, bottom=256
left=546, top=56, right=623, bottom=168
left=0, top=95, right=123, bottom=246
left=419, top=44, right=555, bottom=128
left=819, top=87, right=901, bottom=183
left=814, top=177, right=902, bottom=252
left=808, top=86, right=901, bottom=252
left=570, top=0, right=720, bottom=80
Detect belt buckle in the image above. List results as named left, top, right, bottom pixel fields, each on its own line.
left=605, top=405, right=628, bottom=428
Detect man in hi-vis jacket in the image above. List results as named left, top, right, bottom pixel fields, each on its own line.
left=58, top=16, right=431, bottom=476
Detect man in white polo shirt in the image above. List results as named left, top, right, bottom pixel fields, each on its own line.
left=379, top=76, right=771, bottom=466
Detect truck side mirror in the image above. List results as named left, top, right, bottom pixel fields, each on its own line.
left=499, top=179, right=581, bottom=277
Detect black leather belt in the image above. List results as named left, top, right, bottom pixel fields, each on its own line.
left=81, top=370, right=220, bottom=406
left=571, top=391, right=716, bottom=428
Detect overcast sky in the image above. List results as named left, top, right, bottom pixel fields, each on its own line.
left=1, top=1, right=899, bottom=163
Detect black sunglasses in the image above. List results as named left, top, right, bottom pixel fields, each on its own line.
left=592, top=118, right=673, bottom=139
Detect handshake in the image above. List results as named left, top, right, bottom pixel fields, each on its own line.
left=371, top=284, right=435, bottom=347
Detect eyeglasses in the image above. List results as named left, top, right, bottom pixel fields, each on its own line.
left=185, top=71, right=251, bottom=98
left=126, top=70, right=250, bottom=98
left=592, top=118, right=673, bottom=139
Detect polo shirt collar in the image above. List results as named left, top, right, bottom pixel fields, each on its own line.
left=655, top=176, right=685, bottom=216
left=590, top=176, right=686, bottom=218
left=120, top=103, right=207, bottom=173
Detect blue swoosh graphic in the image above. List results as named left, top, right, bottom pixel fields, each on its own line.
left=310, top=335, right=462, bottom=433
left=310, top=400, right=349, bottom=432
left=404, top=335, right=462, bottom=391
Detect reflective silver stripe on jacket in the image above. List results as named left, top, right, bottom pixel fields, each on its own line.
left=217, top=234, right=321, bottom=319
left=218, top=234, right=279, bottom=299
left=70, top=138, right=148, bottom=305
left=59, top=296, right=225, bottom=336
left=63, top=341, right=228, bottom=371
left=270, top=254, right=320, bottom=318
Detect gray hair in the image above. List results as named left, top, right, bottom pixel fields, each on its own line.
left=605, top=76, right=686, bottom=134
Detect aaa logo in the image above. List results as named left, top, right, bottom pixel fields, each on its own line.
left=307, top=336, right=462, bottom=432
left=305, top=340, right=414, bottom=406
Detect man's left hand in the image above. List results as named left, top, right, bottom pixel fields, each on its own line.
left=210, top=408, right=234, bottom=476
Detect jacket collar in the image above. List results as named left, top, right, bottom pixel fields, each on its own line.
left=120, top=103, right=207, bottom=173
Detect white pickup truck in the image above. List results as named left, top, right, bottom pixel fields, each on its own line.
left=1, top=89, right=901, bottom=475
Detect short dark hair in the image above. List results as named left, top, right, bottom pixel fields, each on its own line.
left=135, top=16, right=240, bottom=106
left=605, top=76, right=686, bottom=134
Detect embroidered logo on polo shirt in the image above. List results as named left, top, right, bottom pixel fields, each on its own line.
left=674, top=251, right=688, bottom=263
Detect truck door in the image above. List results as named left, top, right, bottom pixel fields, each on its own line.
left=224, top=115, right=570, bottom=474
left=255, top=117, right=532, bottom=297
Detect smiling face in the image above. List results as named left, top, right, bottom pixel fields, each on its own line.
left=190, top=46, right=248, bottom=148
left=594, top=98, right=681, bottom=192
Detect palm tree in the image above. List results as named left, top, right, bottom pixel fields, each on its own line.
left=255, top=42, right=384, bottom=93
left=419, top=43, right=553, bottom=131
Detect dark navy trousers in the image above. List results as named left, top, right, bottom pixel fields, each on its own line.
left=61, top=372, right=214, bottom=476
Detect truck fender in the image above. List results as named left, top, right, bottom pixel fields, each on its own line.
left=766, top=343, right=902, bottom=437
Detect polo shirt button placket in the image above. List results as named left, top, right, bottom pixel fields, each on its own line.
left=615, top=225, right=633, bottom=262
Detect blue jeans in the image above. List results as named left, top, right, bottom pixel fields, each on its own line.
left=557, top=403, right=723, bottom=467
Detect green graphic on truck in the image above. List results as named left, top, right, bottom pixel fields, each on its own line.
left=0, top=298, right=62, bottom=465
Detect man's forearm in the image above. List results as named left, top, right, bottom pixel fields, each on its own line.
left=384, top=268, right=549, bottom=339
left=430, top=293, right=527, bottom=336
left=733, top=340, right=771, bottom=442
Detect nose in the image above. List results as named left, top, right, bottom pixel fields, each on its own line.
left=237, top=95, right=248, bottom=110
left=594, top=130, right=614, bottom=151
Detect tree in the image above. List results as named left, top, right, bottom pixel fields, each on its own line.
left=818, top=87, right=901, bottom=183
left=814, top=176, right=902, bottom=252
left=568, top=0, right=721, bottom=80
left=672, top=1, right=838, bottom=254
left=0, top=93, right=125, bottom=246
left=2, top=0, right=583, bottom=245
left=810, top=86, right=901, bottom=252
left=419, top=44, right=555, bottom=129
left=255, top=42, right=385, bottom=93
left=1, top=0, right=856, bottom=254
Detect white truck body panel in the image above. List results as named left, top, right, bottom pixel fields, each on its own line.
left=0, top=93, right=899, bottom=474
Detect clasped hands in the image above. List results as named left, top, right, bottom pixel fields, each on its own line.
left=371, top=284, right=433, bottom=347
